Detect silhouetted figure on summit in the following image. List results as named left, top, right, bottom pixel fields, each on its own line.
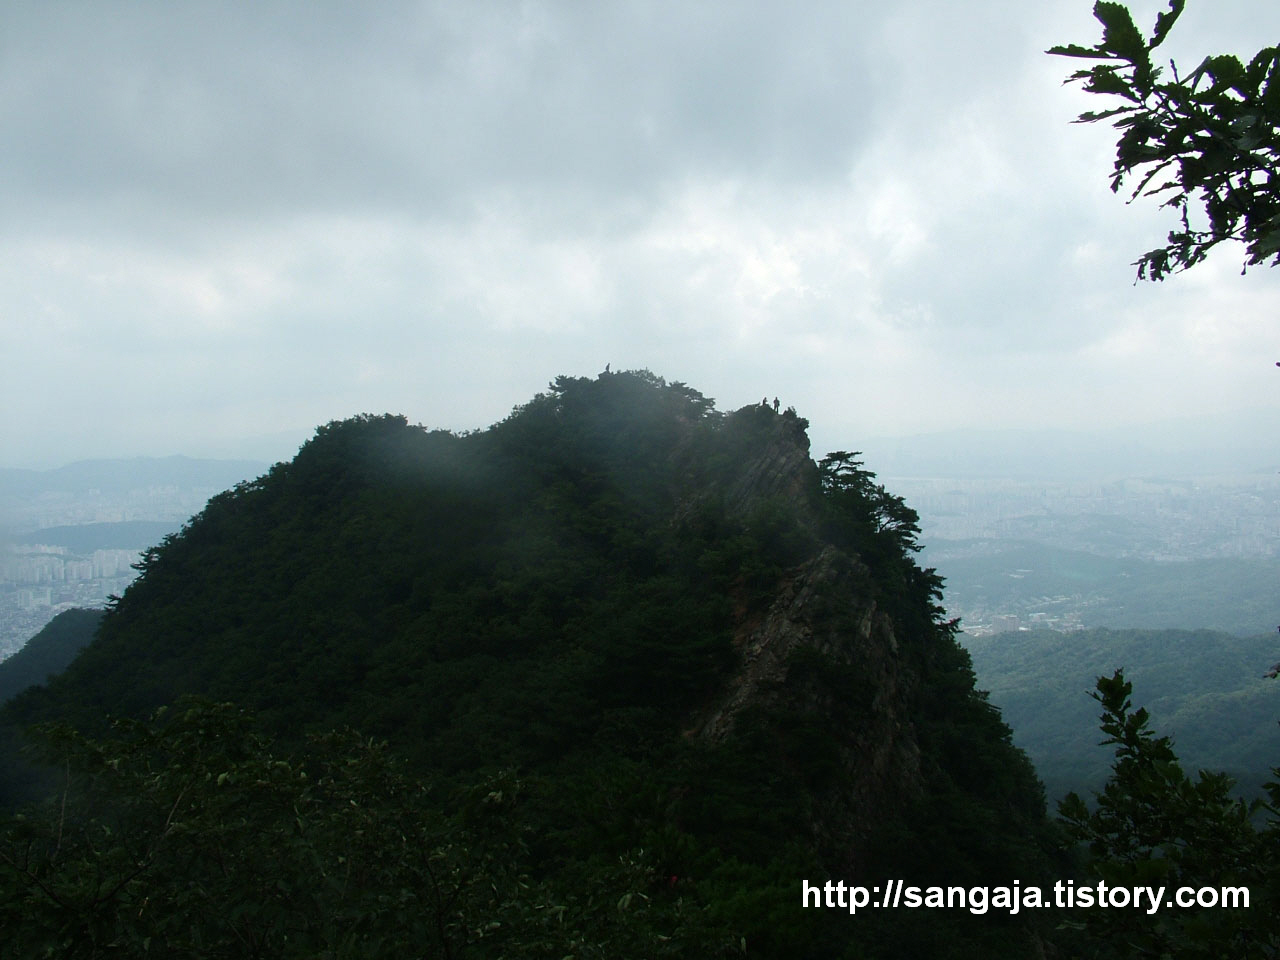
left=772, top=397, right=780, bottom=412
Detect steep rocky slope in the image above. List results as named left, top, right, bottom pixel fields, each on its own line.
left=1, top=372, right=1056, bottom=957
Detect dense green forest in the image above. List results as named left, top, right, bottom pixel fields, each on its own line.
left=966, top=627, right=1280, bottom=801
left=0, top=609, right=101, bottom=706
left=0, top=371, right=1274, bottom=957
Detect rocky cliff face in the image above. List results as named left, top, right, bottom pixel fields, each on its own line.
left=684, top=407, right=928, bottom=868
left=721, top=407, right=816, bottom=516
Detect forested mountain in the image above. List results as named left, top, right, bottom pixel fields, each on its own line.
left=11, top=521, right=183, bottom=553
left=0, top=608, right=101, bottom=705
left=0, top=456, right=267, bottom=499
left=0, top=372, right=1058, bottom=958
left=966, top=627, right=1280, bottom=802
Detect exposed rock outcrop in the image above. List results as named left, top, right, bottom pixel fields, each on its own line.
left=721, top=406, right=815, bottom=517
left=683, top=407, right=927, bottom=868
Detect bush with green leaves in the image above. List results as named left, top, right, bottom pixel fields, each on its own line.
left=0, top=699, right=737, bottom=959
left=1059, top=670, right=1279, bottom=958
left=1051, top=1, right=1280, bottom=280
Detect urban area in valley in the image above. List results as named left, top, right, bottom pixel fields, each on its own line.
left=896, top=474, right=1280, bottom=636
left=0, top=458, right=265, bottom=659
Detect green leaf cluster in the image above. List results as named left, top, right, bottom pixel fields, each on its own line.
left=966, top=627, right=1280, bottom=802
left=1059, top=670, right=1280, bottom=957
left=1050, top=1, right=1280, bottom=279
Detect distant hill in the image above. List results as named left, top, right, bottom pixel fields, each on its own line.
left=0, top=609, right=102, bottom=705
left=14, top=521, right=182, bottom=553
left=965, top=627, right=1280, bottom=802
left=0, top=455, right=268, bottom=499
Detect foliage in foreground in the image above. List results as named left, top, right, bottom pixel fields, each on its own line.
left=966, top=627, right=1280, bottom=802
left=1051, top=1, right=1280, bottom=280
left=0, top=699, right=736, bottom=959
left=1059, top=670, right=1280, bottom=958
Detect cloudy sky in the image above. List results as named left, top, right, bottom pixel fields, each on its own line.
left=4, top=0, right=1279, bottom=470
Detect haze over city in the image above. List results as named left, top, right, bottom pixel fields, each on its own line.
left=3, top=0, right=1279, bottom=471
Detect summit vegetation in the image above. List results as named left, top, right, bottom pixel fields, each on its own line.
left=0, top=371, right=1055, bottom=958
left=1, top=370, right=1272, bottom=957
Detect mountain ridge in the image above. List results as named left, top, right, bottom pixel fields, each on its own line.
left=0, top=371, right=1055, bottom=957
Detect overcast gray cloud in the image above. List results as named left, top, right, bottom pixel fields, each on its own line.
left=4, top=0, right=1279, bottom=469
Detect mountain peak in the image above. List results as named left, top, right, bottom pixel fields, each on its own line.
left=1, top=372, right=1055, bottom=956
